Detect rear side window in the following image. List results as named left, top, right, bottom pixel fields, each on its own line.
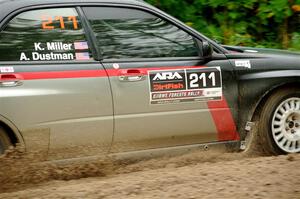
left=83, top=7, right=199, bottom=59
left=0, top=8, right=91, bottom=62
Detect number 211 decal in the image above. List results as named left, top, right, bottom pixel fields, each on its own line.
left=149, top=67, right=222, bottom=104
left=42, top=16, right=78, bottom=30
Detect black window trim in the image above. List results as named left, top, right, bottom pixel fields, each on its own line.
left=0, top=60, right=99, bottom=66
left=76, top=6, right=101, bottom=61
left=0, top=2, right=228, bottom=64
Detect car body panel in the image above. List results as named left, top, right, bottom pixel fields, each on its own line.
left=0, top=0, right=298, bottom=159
left=102, top=57, right=239, bottom=152
left=0, top=62, right=114, bottom=159
left=223, top=45, right=300, bottom=56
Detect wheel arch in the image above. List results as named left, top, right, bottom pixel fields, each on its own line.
left=250, top=82, right=300, bottom=122
left=0, top=115, right=25, bottom=147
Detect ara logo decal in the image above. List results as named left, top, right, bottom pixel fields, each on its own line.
left=152, top=71, right=183, bottom=81
left=149, top=69, right=186, bottom=92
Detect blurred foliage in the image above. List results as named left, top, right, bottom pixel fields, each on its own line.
left=145, top=0, right=300, bottom=50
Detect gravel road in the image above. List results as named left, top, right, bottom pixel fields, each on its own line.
left=0, top=147, right=299, bottom=199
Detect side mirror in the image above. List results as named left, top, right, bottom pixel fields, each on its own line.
left=199, top=41, right=213, bottom=60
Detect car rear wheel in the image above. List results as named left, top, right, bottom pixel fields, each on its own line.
left=0, top=126, right=11, bottom=154
left=258, top=88, right=300, bottom=154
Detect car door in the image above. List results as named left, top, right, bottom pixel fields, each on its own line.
left=82, top=6, right=239, bottom=153
left=0, top=7, right=113, bottom=159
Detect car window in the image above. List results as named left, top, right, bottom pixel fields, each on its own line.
left=0, top=8, right=92, bottom=62
left=83, top=7, right=199, bottom=59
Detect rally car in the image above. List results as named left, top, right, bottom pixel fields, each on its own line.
left=0, top=0, right=299, bottom=160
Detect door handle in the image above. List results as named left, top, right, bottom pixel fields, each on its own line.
left=0, top=74, right=23, bottom=87
left=118, top=69, right=146, bottom=82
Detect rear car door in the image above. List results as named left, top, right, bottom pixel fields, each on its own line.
left=0, top=7, right=113, bottom=159
left=82, top=6, right=239, bottom=152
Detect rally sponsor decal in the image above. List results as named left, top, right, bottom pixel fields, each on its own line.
left=149, top=67, right=222, bottom=104
left=235, top=60, right=251, bottom=69
left=0, top=67, right=14, bottom=73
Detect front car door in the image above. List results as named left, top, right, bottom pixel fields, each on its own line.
left=82, top=5, right=239, bottom=152
left=0, top=7, right=113, bottom=159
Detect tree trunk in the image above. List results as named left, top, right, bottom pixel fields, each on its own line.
left=281, top=17, right=290, bottom=48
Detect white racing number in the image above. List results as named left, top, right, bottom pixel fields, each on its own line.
left=187, top=69, right=220, bottom=89
left=189, top=73, right=199, bottom=88
left=189, top=72, right=216, bottom=88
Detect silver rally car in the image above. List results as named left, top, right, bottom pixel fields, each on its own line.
left=0, top=0, right=300, bottom=160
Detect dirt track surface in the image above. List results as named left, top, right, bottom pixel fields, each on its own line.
left=1, top=148, right=300, bottom=199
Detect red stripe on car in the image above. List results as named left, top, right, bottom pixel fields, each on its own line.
left=15, top=66, right=205, bottom=80
left=207, top=97, right=240, bottom=141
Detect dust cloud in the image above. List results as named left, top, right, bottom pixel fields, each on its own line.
left=0, top=145, right=299, bottom=198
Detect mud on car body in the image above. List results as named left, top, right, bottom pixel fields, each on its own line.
left=0, top=0, right=299, bottom=159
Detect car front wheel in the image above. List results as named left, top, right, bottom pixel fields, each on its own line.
left=258, top=88, right=300, bottom=154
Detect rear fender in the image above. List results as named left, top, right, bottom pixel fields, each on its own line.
left=0, top=114, right=25, bottom=147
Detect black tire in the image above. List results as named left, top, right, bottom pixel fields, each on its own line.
left=0, top=126, right=11, bottom=154
left=257, top=88, right=300, bottom=155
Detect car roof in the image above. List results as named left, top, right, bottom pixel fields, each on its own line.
left=0, top=0, right=150, bottom=23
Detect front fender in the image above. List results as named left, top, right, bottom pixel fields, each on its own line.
left=240, top=70, right=300, bottom=80
left=237, top=70, right=300, bottom=139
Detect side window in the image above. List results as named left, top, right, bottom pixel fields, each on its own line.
left=0, top=8, right=91, bottom=62
left=83, top=7, right=199, bottom=59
